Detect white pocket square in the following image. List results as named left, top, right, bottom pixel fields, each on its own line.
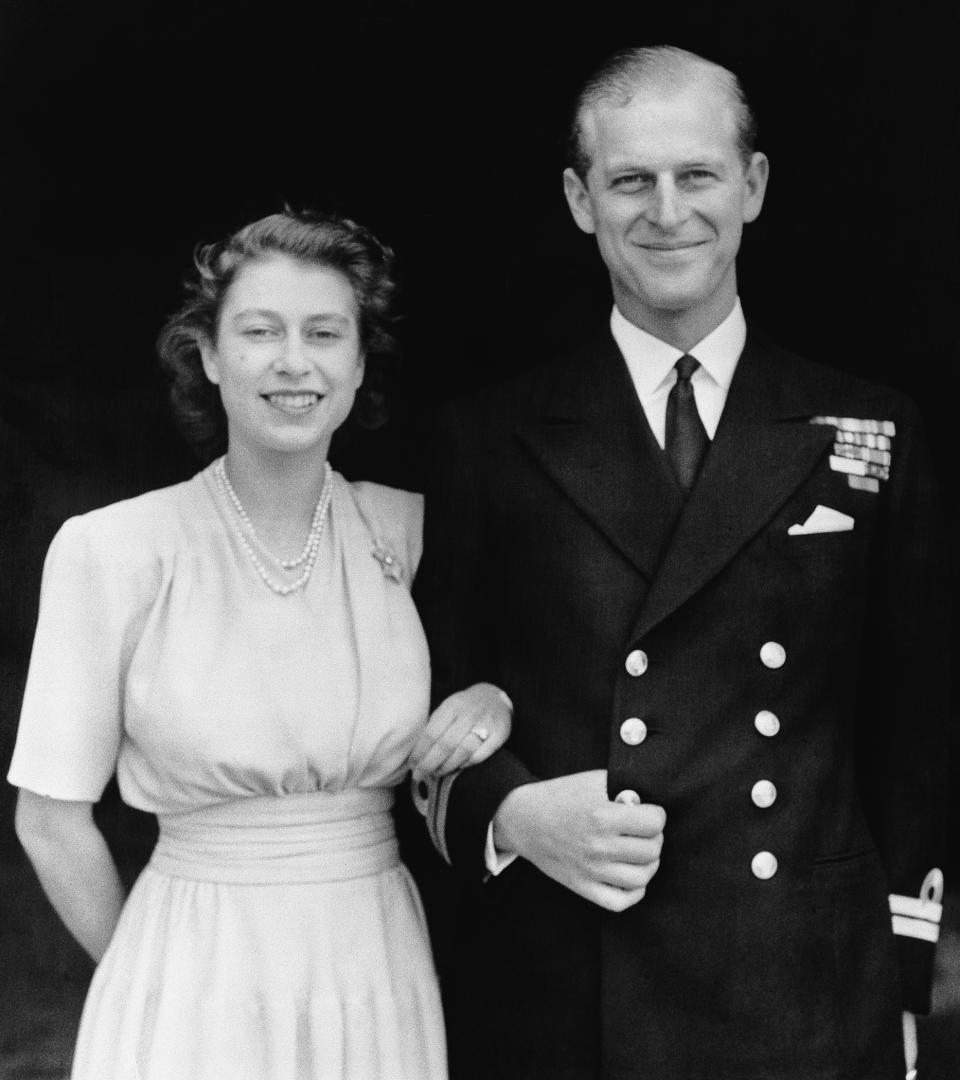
left=788, top=505, right=855, bottom=535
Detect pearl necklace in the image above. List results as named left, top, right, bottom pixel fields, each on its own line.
left=214, top=457, right=334, bottom=596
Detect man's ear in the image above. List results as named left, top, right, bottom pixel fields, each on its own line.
left=741, top=152, right=770, bottom=224
left=563, top=168, right=598, bottom=235
left=199, top=338, right=220, bottom=385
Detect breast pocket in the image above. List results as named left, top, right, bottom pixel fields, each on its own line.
left=764, top=514, right=877, bottom=614
left=771, top=529, right=864, bottom=560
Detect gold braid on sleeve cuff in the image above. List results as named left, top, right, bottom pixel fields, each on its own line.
left=411, top=771, right=457, bottom=866
left=889, top=868, right=944, bottom=943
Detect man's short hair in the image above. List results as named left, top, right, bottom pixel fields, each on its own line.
left=567, top=45, right=758, bottom=180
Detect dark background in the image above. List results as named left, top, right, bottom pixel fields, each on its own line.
left=1, top=1, right=957, bottom=1076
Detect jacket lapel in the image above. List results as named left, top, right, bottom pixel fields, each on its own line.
left=632, top=331, right=836, bottom=640
left=515, top=333, right=683, bottom=581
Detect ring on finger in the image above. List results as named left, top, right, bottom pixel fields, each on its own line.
left=469, top=725, right=490, bottom=742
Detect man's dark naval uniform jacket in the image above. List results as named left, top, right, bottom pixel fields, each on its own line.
left=413, top=324, right=949, bottom=1080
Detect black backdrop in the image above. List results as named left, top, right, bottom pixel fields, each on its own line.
left=1, top=0, right=957, bottom=1072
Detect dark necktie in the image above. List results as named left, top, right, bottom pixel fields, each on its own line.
left=665, top=354, right=708, bottom=492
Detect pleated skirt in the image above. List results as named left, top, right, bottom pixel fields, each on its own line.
left=72, top=789, right=447, bottom=1080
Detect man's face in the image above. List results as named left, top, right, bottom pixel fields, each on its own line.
left=564, top=80, right=768, bottom=335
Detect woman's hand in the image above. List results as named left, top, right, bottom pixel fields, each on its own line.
left=409, top=682, right=512, bottom=781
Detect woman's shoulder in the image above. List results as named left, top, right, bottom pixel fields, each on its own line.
left=48, top=473, right=207, bottom=572
left=345, top=477, right=424, bottom=584
left=348, top=478, right=424, bottom=527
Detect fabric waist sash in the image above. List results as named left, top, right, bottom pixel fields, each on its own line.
left=149, top=788, right=399, bottom=884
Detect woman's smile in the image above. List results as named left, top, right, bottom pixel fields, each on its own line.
left=262, top=391, right=322, bottom=413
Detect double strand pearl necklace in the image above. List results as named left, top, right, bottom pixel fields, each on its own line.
left=214, top=457, right=334, bottom=596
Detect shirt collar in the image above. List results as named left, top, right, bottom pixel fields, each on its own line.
left=610, top=299, right=746, bottom=401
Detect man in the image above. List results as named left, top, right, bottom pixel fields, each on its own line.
left=413, top=46, right=948, bottom=1079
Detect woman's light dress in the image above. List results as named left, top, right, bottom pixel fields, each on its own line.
left=7, top=463, right=446, bottom=1079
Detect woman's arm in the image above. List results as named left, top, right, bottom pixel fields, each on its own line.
left=15, top=789, right=126, bottom=962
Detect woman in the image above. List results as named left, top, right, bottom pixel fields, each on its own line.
left=8, top=211, right=510, bottom=1079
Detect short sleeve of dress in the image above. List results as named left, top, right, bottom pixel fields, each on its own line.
left=351, top=482, right=425, bottom=586
left=8, top=514, right=143, bottom=801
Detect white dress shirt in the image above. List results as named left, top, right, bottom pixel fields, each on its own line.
left=484, top=300, right=748, bottom=875
left=610, top=298, right=746, bottom=448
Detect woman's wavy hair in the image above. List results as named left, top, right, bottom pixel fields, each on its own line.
left=157, top=210, right=398, bottom=460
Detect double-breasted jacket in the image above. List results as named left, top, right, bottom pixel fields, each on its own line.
left=413, top=327, right=949, bottom=1080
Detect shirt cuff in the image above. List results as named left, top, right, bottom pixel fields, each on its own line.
left=484, top=820, right=519, bottom=876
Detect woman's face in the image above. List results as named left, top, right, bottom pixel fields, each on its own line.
left=201, top=254, right=364, bottom=461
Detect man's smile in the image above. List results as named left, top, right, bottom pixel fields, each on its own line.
left=637, top=240, right=708, bottom=251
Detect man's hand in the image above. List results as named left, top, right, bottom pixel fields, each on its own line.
left=493, top=769, right=665, bottom=912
